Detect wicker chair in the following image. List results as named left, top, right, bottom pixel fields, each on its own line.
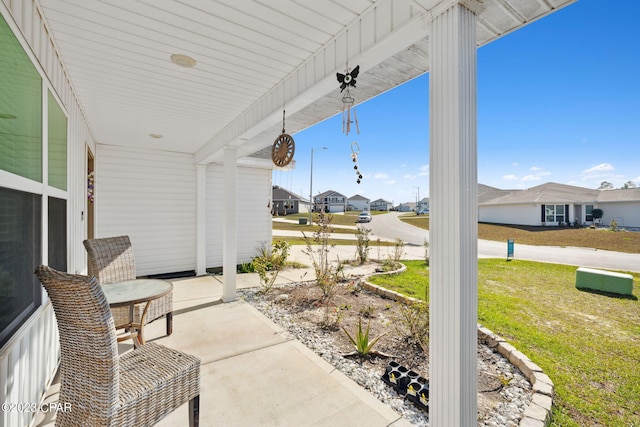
left=35, top=265, right=200, bottom=426
left=83, top=235, right=173, bottom=335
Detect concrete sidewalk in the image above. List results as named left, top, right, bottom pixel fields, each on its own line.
left=34, top=265, right=412, bottom=427
left=151, top=271, right=411, bottom=427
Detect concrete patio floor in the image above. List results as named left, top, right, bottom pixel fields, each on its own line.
left=34, top=263, right=412, bottom=427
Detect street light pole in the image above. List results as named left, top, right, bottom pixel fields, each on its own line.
left=414, top=185, right=420, bottom=212
left=309, top=146, right=328, bottom=224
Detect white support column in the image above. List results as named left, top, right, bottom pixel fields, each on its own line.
left=222, top=147, right=238, bottom=302
left=429, top=1, right=482, bottom=426
left=196, top=164, right=207, bottom=276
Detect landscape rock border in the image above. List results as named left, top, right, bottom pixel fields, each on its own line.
left=361, top=267, right=555, bottom=427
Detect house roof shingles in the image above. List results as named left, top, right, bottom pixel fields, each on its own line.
left=479, top=182, right=640, bottom=205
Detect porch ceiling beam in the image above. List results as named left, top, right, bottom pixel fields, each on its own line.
left=193, top=0, right=431, bottom=165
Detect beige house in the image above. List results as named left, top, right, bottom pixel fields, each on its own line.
left=479, top=183, right=640, bottom=228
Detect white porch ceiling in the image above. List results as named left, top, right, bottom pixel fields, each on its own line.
left=36, top=0, right=575, bottom=163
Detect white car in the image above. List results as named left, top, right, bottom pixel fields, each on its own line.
left=357, top=212, right=372, bottom=223
left=417, top=208, right=429, bottom=215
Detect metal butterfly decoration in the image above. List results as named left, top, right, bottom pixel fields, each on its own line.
left=337, top=65, right=360, bottom=135
left=336, top=65, right=359, bottom=92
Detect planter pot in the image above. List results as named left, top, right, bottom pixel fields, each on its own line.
left=406, top=375, right=430, bottom=411
left=381, top=362, right=408, bottom=390
left=417, top=383, right=430, bottom=411
left=397, top=369, right=419, bottom=394
left=406, top=374, right=427, bottom=399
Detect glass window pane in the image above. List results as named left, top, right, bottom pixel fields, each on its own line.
left=0, top=187, right=42, bottom=347
left=586, top=205, right=594, bottom=221
left=48, top=197, right=67, bottom=272
left=48, top=91, right=67, bottom=190
left=0, top=14, right=42, bottom=181
left=545, top=205, right=555, bottom=222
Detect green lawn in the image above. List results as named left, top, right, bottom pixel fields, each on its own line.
left=272, top=212, right=392, bottom=244
left=367, top=259, right=640, bottom=427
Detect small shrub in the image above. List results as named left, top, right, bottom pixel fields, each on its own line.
left=237, top=262, right=255, bottom=273
left=359, top=305, right=375, bottom=318
left=381, top=257, right=398, bottom=271
left=252, top=240, right=290, bottom=293
left=395, top=301, right=429, bottom=353
left=303, top=211, right=343, bottom=324
left=303, top=211, right=340, bottom=301
left=392, top=238, right=405, bottom=262
left=609, top=219, right=618, bottom=231
left=321, top=306, right=344, bottom=330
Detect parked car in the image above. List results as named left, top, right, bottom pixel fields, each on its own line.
left=417, top=208, right=429, bottom=215
left=357, top=211, right=372, bottom=223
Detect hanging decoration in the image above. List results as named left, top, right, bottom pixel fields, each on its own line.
left=87, top=169, right=95, bottom=204
left=337, top=65, right=360, bottom=135
left=271, top=109, right=295, bottom=167
left=351, top=141, right=363, bottom=184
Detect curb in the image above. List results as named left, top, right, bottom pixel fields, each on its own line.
left=360, top=266, right=554, bottom=427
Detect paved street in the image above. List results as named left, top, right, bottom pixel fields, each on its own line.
left=275, top=212, right=640, bottom=273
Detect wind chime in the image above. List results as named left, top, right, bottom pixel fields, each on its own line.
left=337, top=64, right=364, bottom=184
left=351, top=141, right=363, bottom=184
left=271, top=109, right=295, bottom=168
left=337, top=65, right=360, bottom=136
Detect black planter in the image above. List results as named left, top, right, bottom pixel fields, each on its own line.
left=397, top=369, right=419, bottom=394
left=381, top=361, right=408, bottom=389
left=381, top=361, right=429, bottom=412
left=407, top=377, right=429, bottom=411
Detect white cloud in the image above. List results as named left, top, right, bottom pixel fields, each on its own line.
left=583, top=163, right=614, bottom=174
left=418, top=165, right=429, bottom=176
left=503, top=174, right=519, bottom=181
left=403, top=174, right=414, bottom=179
left=530, top=166, right=542, bottom=171
left=386, top=180, right=396, bottom=185
left=522, top=174, right=542, bottom=182
left=373, top=173, right=389, bottom=180
left=512, top=162, right=519, bottom=167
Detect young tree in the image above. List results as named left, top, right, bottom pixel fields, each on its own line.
left=592, top=208, right=604, bottom=224
left=622, top=181, right=637, bottom=189
left=598, top=181, right=614, bottom=190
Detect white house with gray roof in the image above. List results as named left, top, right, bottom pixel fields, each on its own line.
left=479, top=182, right=640, bottom=228
left=347, top=194, right=370, bottom=211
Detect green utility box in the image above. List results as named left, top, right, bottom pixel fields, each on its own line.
left=298, top=217, right=308, bottom=225
left=575, top=267, right=634, bottom=296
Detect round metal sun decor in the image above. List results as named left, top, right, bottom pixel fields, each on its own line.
left=271, top=133, right=295, bottom=167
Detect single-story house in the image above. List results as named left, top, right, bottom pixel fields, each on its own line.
left=370, top=198, right=394, bottom=211
left=479, top=182, right=640, bottom=228
left=314, top=190, right=348, bottom=213
left=0, top=1, right=578, bottom=425
left=347, top=194, right=370, bottom=211
left=272, top=186, right=309, bottom=216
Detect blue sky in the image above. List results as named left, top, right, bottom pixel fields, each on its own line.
left=272, top=0, right=640, bottom=205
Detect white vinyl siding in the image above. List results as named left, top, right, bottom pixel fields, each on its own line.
left=479, top=204, right=539, bottom=226
left=206, top=164, right=271, bottom=268
left=1, top=3, right=91, bottom=426
left=96, top=145, right=197, bottom=276
left=597, top=202, right=640, bottom=229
